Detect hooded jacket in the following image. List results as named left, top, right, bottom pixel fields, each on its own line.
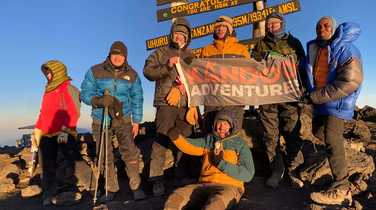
left=81, top=58, right=143, bottom=123
left=144, top=18, right=193, bottom=107
left=168, top=109, right=255, bottom=191
left=306, top=22, right=363, bottom=120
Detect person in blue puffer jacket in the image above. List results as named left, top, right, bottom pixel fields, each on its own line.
left=305, top=17, right=363, bottom=206
left=81, top=41, right=146, bottom=202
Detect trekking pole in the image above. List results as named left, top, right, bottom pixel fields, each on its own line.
left=104, top=97, right=109, bottom=198
left=93, top=90, right=110, bottom=204
left=93, top=118, right=105, bottom=204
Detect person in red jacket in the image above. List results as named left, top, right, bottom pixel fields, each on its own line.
left=31, top=60, right=80, bottom=206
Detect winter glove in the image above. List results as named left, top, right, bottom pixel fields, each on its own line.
left=300, top=92, right=313, bottom=105
left=166, top=86, right=181, bottom=107
left=57, top=132, right=69, bottom=144
left=186, top=107, right=198, bottom=125
left=91, top=94, right=116, bottom=108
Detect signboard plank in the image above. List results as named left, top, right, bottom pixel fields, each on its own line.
left=156, top=0, right=176, bottom=6
left=157, top=0, right=256, bottom=22
left=146, top=0, right=301, bottom=50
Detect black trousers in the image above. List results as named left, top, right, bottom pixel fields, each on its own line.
left=92, top=118, right=142, bottom=191
left=40, top=135, right=78, bottom=196
left=259, top=102, right=303, bottom=170
left=149, top=106, right=192, bottom=181
left=314, top=115, right=348, bottom=189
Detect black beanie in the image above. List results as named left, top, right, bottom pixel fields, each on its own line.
left=109, top=41, right=127, bottom=57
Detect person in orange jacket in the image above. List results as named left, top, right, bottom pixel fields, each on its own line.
left=186, top=15, right=250, bottom=134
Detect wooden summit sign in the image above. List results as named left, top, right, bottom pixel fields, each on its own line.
left=157, top=0, right=257, bottom=22
left=146, top=0, right=300, bottom=50
left=156, top=0, right=176, bottom=6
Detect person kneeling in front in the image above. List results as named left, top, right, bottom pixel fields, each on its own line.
left=164, top=110, right=255, bottom=210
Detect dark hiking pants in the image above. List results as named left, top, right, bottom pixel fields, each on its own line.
left=314, top=115, right=349, bottom=189
left=40, top=135, right=78, bottom=196
left=93, top=117, right=142, bottom=192
left=164, top=183, right=243, bottom=210
left=149, top=106, right=192, bottom=181
left=259, top=102, right=303, bottom=170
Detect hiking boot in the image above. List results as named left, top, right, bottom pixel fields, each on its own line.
left=42, top=192, right=53, bottom=206
left=42, top=196, right=52, bottom=206
left=51, top=191, right=82, bottom=206
left=266, top=169, right=285, bottom=188
left=132, top=188, right=146, bottom=200
left=152, top=181, right=165, bottom=197
left=97, top=192, right=116, bottom=203
left=310, top=188, right=352, bottom=205
left=266, top=158, right=285, bottom=188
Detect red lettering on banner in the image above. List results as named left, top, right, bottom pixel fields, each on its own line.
left=281, top=59, right=297, bottom=79
left=259, top=65, right=281, bottom=84
left=186, top=67, right=203, bottom=85
left=239, top=66, right=258, bottom=84
left=205, top=61, right=222, bottom=83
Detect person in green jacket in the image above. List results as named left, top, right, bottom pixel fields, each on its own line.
left=251, top=12, right=306, bottom=188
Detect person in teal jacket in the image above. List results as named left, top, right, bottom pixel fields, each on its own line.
left=164, top=109, right=255, bottom=210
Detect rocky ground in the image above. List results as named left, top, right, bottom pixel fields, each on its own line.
left=1, top=106, right=376, bottom=210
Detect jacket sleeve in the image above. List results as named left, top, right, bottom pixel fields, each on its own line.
left=217, top=143, right=255, bottom=182
left=130, top=75, right=143, bottom=123
left=294, top=39, right=308, bottom=92
left=241, top=45, right=251, bottom=59
left=143, top=50, right=172, bottom=81
left=80, top=69, right=97, bottom=106
left=171, top=135, right=207, bottom=156
left=251, top=40, right=264, bottom=62
left=310, top=58, right=363, bottom=104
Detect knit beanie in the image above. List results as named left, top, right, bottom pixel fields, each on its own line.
left=214, top=16, right=234, bottom=35
left=265, top=12, right=286, bottom=39
left=109, top=41, right=127, bottom=57
left=173, top=24, right=189, bottom=42
left=42, top=60, right=71, bottom=92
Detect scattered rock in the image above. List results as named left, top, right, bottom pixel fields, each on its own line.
left=299, top=141, right=375, bottom=193
left=21, top=185, right=42, bottom=198
left=356, top=105, right=376, bottom=122
left=93, top=204, right=109, bottom=210
left=0, top=183, right=16, bottom=193
left=0, top=163, right=19, bottom=180
left=51, top=191, right=82, bottom=206
left=352, top=120, right=371, bottom=141
left=353, top=200, right=363, bottom=210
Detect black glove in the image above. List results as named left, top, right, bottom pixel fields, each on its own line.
left=109, top=97, right=123, bottom=118
left=300, top=92, right=313, bottom=105
left=91, top=94, right=115, bottom=108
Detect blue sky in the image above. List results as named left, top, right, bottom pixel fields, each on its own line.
left=0, top=0, right=375, bottom=145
